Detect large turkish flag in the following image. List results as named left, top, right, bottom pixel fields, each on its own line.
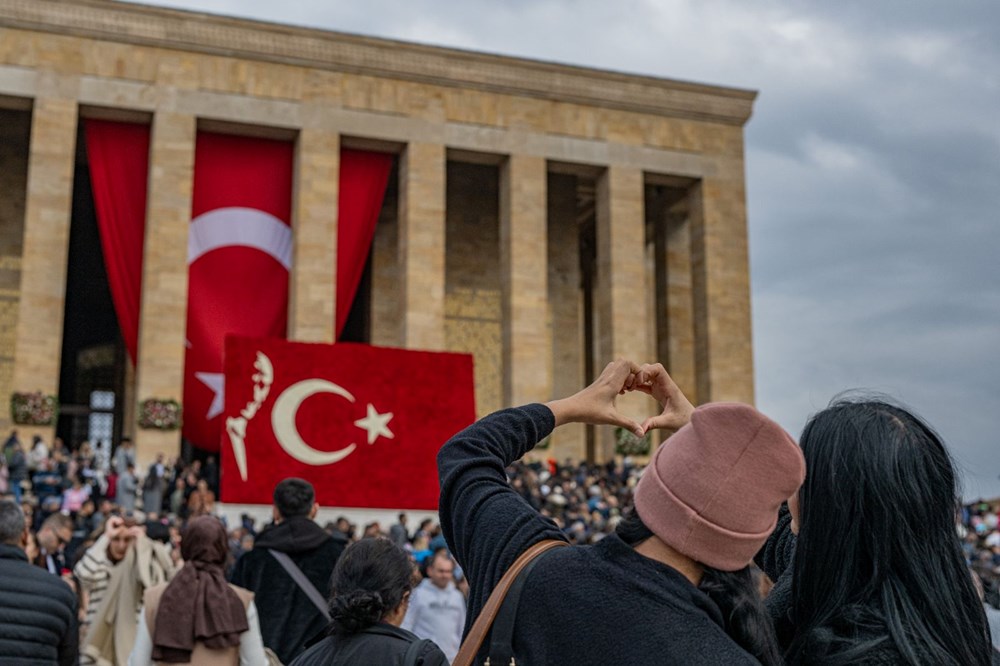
left=183, top=132, right=294, bottom=452
left=220, top=337, right=476, bottom=509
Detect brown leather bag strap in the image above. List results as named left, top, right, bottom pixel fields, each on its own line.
left=452, top=539, right=568, bottom=666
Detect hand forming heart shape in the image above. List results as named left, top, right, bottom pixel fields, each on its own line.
left=546, top=360, right=695, bottom=437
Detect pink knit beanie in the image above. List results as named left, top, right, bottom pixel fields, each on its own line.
left=633, top=402, right=805, bottom=572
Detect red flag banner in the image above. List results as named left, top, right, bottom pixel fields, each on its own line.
left=220, top=337, right=475, bottom=509
left=85, top=119, right=151, bottom=364
left=336, top=149, right=393, bottom=339
left=183, top=133, right=294, bottom=452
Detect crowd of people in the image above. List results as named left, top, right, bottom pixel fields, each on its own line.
left=1, top=361, right=1000, bottom=664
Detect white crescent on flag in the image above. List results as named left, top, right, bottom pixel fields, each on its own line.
left=188, top=206, right=292, bottom=268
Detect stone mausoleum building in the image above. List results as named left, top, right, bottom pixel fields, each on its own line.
left=0, top=0, right=756, bottom=467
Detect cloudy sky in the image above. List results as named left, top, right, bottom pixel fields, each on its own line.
left=138, top=0, right=1000, bottom=499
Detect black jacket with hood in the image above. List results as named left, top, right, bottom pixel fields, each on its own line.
left=230, top=516, right=348, bottom=664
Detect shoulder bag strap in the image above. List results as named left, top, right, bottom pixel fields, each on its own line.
left=402, top=637, right=432, bottom=666
left=452, top=539, right=567, bottom=666
left=268, top=548, right=331, bottom=621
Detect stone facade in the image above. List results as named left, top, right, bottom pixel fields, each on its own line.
left=0, top=0, right=755, bottom=465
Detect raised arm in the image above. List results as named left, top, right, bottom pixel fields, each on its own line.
left=437, top=359, right=645, bottom=628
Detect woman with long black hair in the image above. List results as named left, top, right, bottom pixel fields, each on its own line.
left=747, top=397, right=999, bottom=665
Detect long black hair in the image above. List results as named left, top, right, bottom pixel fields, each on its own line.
left=328, top=537, right=414, bottom=637
left=788, top=397, right=993, bottom=665
left=616, top=510, right=783, bottom=666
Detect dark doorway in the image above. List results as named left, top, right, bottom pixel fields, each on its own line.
left=57, top=124, right=127, bottom=455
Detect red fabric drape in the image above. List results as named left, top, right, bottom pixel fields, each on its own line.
left=85, top=119, right=151, bottom=364
left=336, top=149, right=393, bottom=339
left=184, top=132, right=294, bottom=452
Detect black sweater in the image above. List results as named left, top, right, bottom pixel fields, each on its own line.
left=438, top=404, right=761, bottom=665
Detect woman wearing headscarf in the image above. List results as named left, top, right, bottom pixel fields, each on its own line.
left=128, top=516, right=267, bottom=666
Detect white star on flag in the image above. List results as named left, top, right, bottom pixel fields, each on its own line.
left=354, top=404, right=394, bottom=445
left=195, top=372, right=225, bottom=420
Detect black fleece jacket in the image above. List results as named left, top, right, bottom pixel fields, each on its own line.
left=438, top=404, right=761, bottom=666
left=230, top=516, right=348, bottom=664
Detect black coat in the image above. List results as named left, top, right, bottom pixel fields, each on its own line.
left=437, top=404, right=761, bottom=665
left=0, top=543, right=78, bottom=665
left=230, top=517, right=348, bottom=664
left=290, top=624, right=447, bottom=666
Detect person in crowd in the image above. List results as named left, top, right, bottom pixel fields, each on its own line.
left=93, top=498, right=115, bottom=532
left=402, top=549, right=466, bottom=663
left=117, top=462, right=138, bottom=511
left=230, top=478, right=349, bottom=663
left=129, top=516, right=268, bottom=666
left=389, top=512, right=409, bottom=548
left=291, top=537, right=448, bottom=666
left=439, top=360, right=804, bottom=665
left=0, top=454, right=8, bottom=496
left=0, top=499, right=78, bottom=665
left=29, top=434, right=50, bottom=471
left=141, top=452, right=168, bottom=515
left=332, top=516, right=355, bottom=541
left=34, top=511, right=73, bottom=575
left=169, top=477, right=187, bottom=517
left=411, top=533, right=432, bottom=566
left=62, top=473, right=92, bottom=514
left=203, top=455, right=220, bottom=496
left=754, top=396, right=1000, bottom=665
left=78, top=440, right=96, bottom=464
left=3, top=429, right=19, bottom=458
left=75, top=514, right=174, bottom=663
left=187, top=478, right=216, bottom=517
left=113, top=438, right=136, bottom=476
left=32, top=457, right=64, bottom=505
left=6, top=440, right=27, bottom=503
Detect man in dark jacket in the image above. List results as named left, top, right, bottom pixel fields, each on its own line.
left=0, top=499, right=78, bottom=665
left=230, top=478, right=348, bottom=663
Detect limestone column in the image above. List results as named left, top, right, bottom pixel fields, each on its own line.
left=10, top=96, right=78, bottom=445
left=664, top=210, right=697, bottom=403
left=134, top=112, right=196, bottom=466
left=690, top=172, right=754, bottom=404
left=398, top=142, right=446, bottom=350
left=289, top=129, right=338, bottom=343
left=500, top=154, right=550, bottom=407
left=547, top=174, right=586, bottom=460
left=595, top=165, right=649, bottom=461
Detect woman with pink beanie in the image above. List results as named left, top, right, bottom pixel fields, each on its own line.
left=438, top=359, right=804, bottom=665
